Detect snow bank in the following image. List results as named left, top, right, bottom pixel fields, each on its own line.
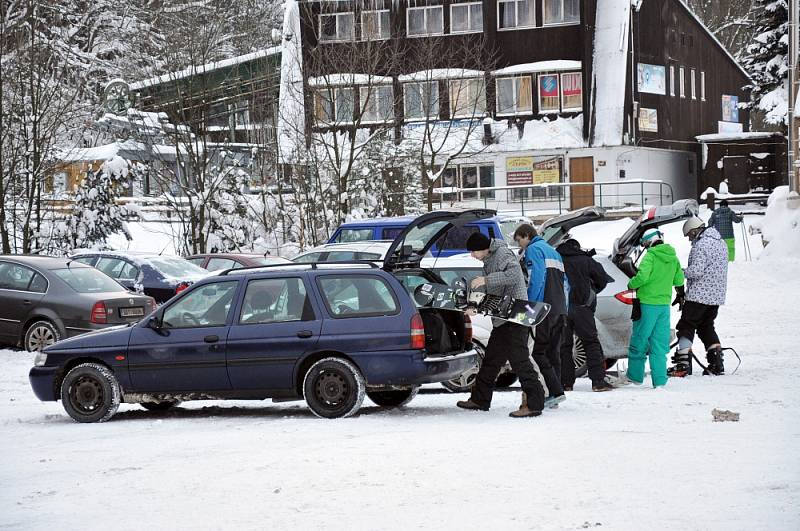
left=752, top=186, right=800, bottom=261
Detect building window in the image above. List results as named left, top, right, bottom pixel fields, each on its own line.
left=538, top=74, right=560, bottom=113
left=360, top=85, right=394, bottom=123
left=560, top=72, right=582, bottom=111
left=319, top=13, right=355, bottom=42
left=691, top=69, right=697, bottom=100
left=701, top=71, right=706, bottom=101
left=449, top=78, right=486, bottom=118
left=496, top=75, right=532, bottom=115
left=361, top=10, right=390, bottom=40
left=669, top=65, right=675, bottom=96
left=679, top=66, right=685, bottom=98
left=451, top=2, right=483, bottom=33
left=314, top=88, right=354, bottom=123
left=543, top=0, right=579, bottom=25
left=407, top=6, right=444, bottom=36
left=404, top=81, right=439, bottom=120
left=460, top=165, right=495, bottom=200
left=498, top=0, right=535, bottom=30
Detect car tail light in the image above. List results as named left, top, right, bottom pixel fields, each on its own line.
left=411, top=313, right=426, bottom=350
left=90, top=301, right=108, bottom=324
left=175, top=282, right=189, bottom=295
left=645, top=207, right=656, bottom=220
left=464, top=313, right=473, bottom=345
left=614, top=289, right=637, bottom=305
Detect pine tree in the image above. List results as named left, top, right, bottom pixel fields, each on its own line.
left=741, top=0, right=789, bottom=127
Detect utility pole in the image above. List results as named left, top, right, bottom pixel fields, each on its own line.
left=791, top=0, right=799, bottom=192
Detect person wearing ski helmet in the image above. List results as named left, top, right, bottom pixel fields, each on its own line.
left=668, top=216, right=729, bottom=376
left=623, top=228, right=684, bottom=388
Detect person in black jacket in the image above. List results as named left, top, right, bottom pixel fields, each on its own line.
left=556, top=238, right=614, bottom=392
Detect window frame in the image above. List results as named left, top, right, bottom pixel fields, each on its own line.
left=669, top=65, right=675, bottom=97
left=497, top=0, right=535, bottom=31
left=0, top=261, right=47, bottom=293
left=406, top=5, right=444, bottom=37
left=458, top=164, right=495, bottom=200
left=318, top=12, right=356, bottom=43
left=160, top=280, right=240, bottom=330
left=679, top=66, right=685, bottom=98
left=360, top=9, right=390, bottom=41
left=359, top=84, right=394, bottom=124
left=559, top=71, right=582, bottom=112
left=450, top=2, right=483, bottom=34
left=315, top=274, right=401, bottom=319
left=403, top=81, right=440, bottom=121
left=537, top=73, right=561, bottom=114
left=495, top=75, right=533, bottom=116
left=542, top=0, right=580, bottom=26
left=238, top=277, right=312, bottom=325
left=700, top=71, right=706, bottom=101
left=448, top=78, right=486, bottom=119
left=691, top=68, right=697, bottom=100
left=314, top=87, right=355, bottom=124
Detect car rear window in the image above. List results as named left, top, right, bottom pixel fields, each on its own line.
left=317, top=276, right=398, bottom=317
left=148, top=257, right=207, bottom=278
left=54, top=267, right=124, bottom=293
left=333, top=228, right=373, bottom=243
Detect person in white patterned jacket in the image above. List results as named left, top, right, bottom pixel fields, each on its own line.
left=668, top=217, right=730, bottom=377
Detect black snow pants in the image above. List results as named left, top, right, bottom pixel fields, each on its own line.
left=470, top=321, right=545, bottom=411
left=676, top=301, right=720, bottom=349
left=532, top=312, right=565, bottom=398
left=560, top=304, right=606, bottom=388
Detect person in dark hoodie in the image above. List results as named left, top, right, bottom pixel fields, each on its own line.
left=556, top=238, right=614, bottom=392
left=456, top=233, right=546, bottom=418
left=513, top=223, right=568, bottom=408
left=707, top=199, right=743, bottom=262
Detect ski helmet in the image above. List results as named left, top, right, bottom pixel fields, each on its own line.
left=640, top=229, right=664, bottom=248
left=682, top=216, right=705, bottom=236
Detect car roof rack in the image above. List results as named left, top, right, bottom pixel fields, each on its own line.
left=218, top=260, right=380, bottom=276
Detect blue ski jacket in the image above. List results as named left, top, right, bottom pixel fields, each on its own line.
left=523, top=236, right=568, bottom=316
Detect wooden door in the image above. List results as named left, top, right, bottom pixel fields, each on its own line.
left=723, top=156, right=748, bottom=194
left=569, top=157, right=595, bottom=210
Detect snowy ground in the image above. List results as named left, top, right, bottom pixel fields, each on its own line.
left=1, top=213, right=799, bottom=530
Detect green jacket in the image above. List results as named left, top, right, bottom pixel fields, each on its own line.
left=628, top=243, right=685, bottom=305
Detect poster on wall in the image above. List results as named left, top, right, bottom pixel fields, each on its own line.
left=718, top=121, right=743, bottom=133
left=532, top=157, right=561, bottom=184
left=638, top=108, right=658, bottom=132
left=722, top=95, right=739, bottom=122
left=637, top=63, right=666, bottom=95
left=539, top=75, right=559, bottom=99
left=506, top=156, right=533, bottom=185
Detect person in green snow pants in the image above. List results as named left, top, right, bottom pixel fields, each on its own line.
left=626, top=229, right=685, bottom=387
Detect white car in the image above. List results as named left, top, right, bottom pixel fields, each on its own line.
left=292, top=241, right=392, bottom=264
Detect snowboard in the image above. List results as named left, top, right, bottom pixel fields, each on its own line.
left=413, top=281, right=551, bottom=328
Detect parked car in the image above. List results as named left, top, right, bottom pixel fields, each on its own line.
left=327, top=213, right=530, bottom=257
left=292, top=242, right=391, bottom=264
left=186, top=253, right=291, bottom=272
left=0, top=256, right=155, bottom=352
left=70, top=251, right=209, bottom=304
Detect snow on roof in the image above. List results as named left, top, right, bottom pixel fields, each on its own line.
left=491, top=61, right=582, bottom=76
left=59, top=140, right=143, bottom=162
left=307, top=73, right=392, bottom=87
left=591, top=0, right=630, bottom=147
left=397, top=69, right=484, bottom=82
left=130, top=46, right=281, bottom=91
left=695, top=132, right=784, bottom=142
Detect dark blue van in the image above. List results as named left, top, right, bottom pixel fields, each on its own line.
left=30, top=210, right=492, bottom=422
left=328, top=213, right=529, bottom=257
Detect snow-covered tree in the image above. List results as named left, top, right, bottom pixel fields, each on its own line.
left=687, top=0, right=755, bottom=58
left=741, top=0, right=789, bottom=128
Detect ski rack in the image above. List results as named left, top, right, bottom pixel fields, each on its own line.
left=217, top=260, right=380, bottom=276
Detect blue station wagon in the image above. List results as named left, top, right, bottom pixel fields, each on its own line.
left=30, top=234, right=481, bottom=421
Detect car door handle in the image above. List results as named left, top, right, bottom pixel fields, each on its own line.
left=23, top=299, right=32, bottom=305
left=204, top=335, right=219, bottom=343
left=296, top=330, right=313, bottom=338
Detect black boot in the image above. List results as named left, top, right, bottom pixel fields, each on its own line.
left=704, top=346, right=725, bottom=375
left=667, top=349, right=692, bottom=377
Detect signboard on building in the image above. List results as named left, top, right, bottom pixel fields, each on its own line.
left=722, top=95, right=739, bottom=122
left=638, top=108, right=658, bottom=132
left=532, top=157, right=561, bottom=184
left=539, top=75, right=559, bottom=98
left=718, top=121, right=743, bottom=134
left=506, top=156, right=533, bottom=185
left=637, top=64, right=666, bottom=95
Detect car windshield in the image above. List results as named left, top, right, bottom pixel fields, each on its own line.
left=54, top=267, right=124, bottom=293
left=253, top=257, right=287, bottom=265
left=500, top=221, right=523, bottom=245
left=334, top=228, right=373, bottom=243
left=148, top=257, right=207, bottom=278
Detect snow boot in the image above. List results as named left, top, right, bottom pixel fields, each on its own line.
left=703, top=346, right=725, bottom=375
left=456, top=399, right=489, bottom=411
left=667, top=349, right=692, bottom=377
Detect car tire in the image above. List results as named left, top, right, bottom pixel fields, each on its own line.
left=441, top=341, right=486, bottom=393
left=494, top=372, right=518, bottom=388
left=303, top=357, right=365, bottom=419
left=367, top=386, right=419, bottom=408
left=60, top=363, right=121, bottom=423
left=24, top=320, right=61, bottom=352
left=141, top=401, right=181, bottom=411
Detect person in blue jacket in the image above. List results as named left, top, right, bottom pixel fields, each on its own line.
left=513, top=223, right=568, bottom=408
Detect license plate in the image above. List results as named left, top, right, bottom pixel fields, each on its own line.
left=120, top=307, right=145, bottom=317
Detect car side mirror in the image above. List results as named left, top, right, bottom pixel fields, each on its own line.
left=146, top=315, right=167, bottom=335
left=126, top=285, right=137, bottom=292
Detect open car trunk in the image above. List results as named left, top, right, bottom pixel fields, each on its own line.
left=419, top=307, right=469, bottom=356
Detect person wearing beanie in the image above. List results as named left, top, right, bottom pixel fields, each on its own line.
left=456, top=232, right=546, bottom=418
left=707, top=199, right=742, bottom=261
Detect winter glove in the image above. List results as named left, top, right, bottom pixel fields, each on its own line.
left=672, top=285, right=686, bottom=311
left=630, top=298, right=642, bottom=321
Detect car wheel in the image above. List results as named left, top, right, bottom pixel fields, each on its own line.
left=494, top=372, right=518, bottom=388
left=60, top=363, right=121, bottom=423
left=24, top=320, right=61, bottom=352
left=141, top=401, right=181, bottom=411
left=572, top=336, right=589, bottom=378
left=441, top=341, right=486, bottom=393
left=367, top=386, right=419, bottom=408
left=303, top=357, right=365, bottom=419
